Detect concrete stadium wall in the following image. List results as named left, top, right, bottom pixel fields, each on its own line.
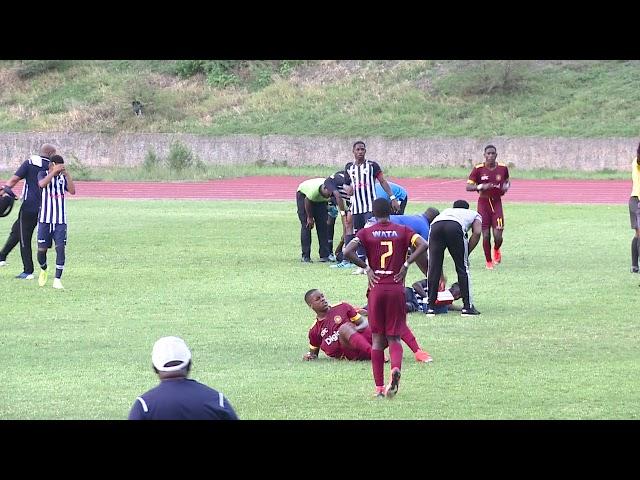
left=0, top=133, right=636, bottom=171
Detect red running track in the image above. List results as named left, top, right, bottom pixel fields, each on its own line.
left=6, top=177, right=631, bottom=203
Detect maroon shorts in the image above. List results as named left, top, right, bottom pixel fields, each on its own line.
left=366, top=284, right=407, bottom=336
left=477, top=196, right=504, bottom=230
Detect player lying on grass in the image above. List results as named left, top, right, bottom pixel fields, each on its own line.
left=303, top=289, right=433, bottom=363
left=360, top=276, right=462, bottom=314
left=408, top=277, right=462, bottom=314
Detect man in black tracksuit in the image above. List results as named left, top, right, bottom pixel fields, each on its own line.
left=0, top=143, right=56, bottom=279
left=426, top=199, right=483, bottom=317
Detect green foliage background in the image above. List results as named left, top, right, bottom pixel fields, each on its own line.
left=1, top=60, right=639, bottom=137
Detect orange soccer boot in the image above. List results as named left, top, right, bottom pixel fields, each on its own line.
left=414, top=349, right=433, bottom=363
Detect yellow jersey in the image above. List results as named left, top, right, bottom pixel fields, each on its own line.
left=632, top=158, right=640, bottom=197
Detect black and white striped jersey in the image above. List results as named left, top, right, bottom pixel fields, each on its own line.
left=37, top=172, right=69, bottom=224
left=343, top=160, right=382, bottom=214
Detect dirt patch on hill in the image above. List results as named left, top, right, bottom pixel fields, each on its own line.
left=289, top=60, right=406, bottom=86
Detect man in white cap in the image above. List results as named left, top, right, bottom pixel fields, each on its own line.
left=128, top=336, right=238, bottom=420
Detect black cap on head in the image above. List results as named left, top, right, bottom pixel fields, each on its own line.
left=50, top=155, right=64, bottom=164
left=323, top=178, right=337, bottom=193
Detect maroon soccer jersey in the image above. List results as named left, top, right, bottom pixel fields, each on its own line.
left=356, top=222, right=419, bottom=284
left=467, top=163, right=510, bottom=200
left=308, top=303, right=363, bottom=359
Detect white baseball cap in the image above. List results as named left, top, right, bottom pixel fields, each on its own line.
left=152, top=336, right=192, bottom=372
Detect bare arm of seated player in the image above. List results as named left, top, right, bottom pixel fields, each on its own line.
left=303, top=346, right=321, bottom=361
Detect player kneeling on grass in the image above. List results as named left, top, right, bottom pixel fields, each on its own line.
left=36, top=155, right=75, bottom=289
left=303, top=289, right=433, bottom=363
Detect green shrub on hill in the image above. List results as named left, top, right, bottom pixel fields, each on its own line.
left=1, top=60, right=639, bottom=137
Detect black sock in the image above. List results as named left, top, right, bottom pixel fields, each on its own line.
left=37, top=250, right=47, bottom=270
left=633, top=237, right=639, bottom=268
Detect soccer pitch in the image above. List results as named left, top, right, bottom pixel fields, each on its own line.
left=0, top=199, right=638, bottom=419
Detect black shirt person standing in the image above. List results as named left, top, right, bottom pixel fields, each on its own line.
left=0, top=143, right=55, bottom=278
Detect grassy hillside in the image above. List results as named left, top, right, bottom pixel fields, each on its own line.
left=1, top=60, right=639, bottom=137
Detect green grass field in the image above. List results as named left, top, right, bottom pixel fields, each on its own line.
left=1, top=199, right=638, bottom=419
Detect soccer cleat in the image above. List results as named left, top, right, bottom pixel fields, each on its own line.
left=38, top=269, right=48, bottom=286
left=425, top=308, right=436, bottom=317
left=385, top=368, right=401, bottom=399
left=318, top=257, right=330, bottom=263
left=15, top=272, right=34, bottom=280
left=327, top=253, right=337, bottom=262
left=461, top=306, right=481, bottom=316
left=415, top=350, right=433, bottom=363
left=331, top=260, right=353, bottom=268
left=486, top=261, right=494, bottom=270
left=373, top=386, right=386, bottom=399
left=632, top=266, right=639, bottom=274
left=493, top=248, right=502, bottom=264
left=53, top=278, right=64, bottom=289
left=0, top=260, right=6, bottom=267
left=301, top=256, right=312, bottom=263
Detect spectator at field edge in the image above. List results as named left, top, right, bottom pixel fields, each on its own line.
left=128, top=336, right=239, bottom=420
left=629, top=141, right=640, bottom=274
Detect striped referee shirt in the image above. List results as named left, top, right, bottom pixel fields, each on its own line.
left=344, top=160, right=382, bottom=214
left=37, top=172, right=69, bottom=224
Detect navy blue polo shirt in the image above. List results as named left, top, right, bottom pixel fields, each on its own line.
left=14, top=155, right=50, bottom=214
left=128, top=378, right=239, bottom=420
